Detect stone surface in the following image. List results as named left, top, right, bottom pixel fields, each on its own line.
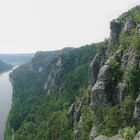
left=113, top=49, right=123, bottom=63
left=127, top=50, right=140, bottom=67
left=94, top=135, right=124, bottom=140
left=122, top=49, right=140, bottom=69
left=89, top=54, right=101, bottom=89
left=109, top=19, right=122, bottom=47
left=92, top=81, right=108, bottom=112
left=122, top=53, right=129, bottom=69
left=89, top=126, right=97, bottom=140
left=94, top=135, right=108, bottom=140
left=134, top=94, right=140, bottom=121
left=124, top=17, right=136, bottom=33
left=98, top=65, right=111, bottom=81
left=89, top=47, right=108, bottom=89
left=67, top=102, right=76, bottom=120
left=38, top=67, right=43, bottom=72
left=44, top=56, right=63, bottom=93
left=73, top=109, right=81, bottom=122
left=136, top=24, right=140, bottom=35
left=74, top=129, right=81, bottom=140
left=134, top=131, right=140, bottom=140
left=116, top=83, right=128, bottom=104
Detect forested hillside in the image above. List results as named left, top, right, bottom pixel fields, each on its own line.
left=0, top=60, right=12, bottom=72
left=5, top=6, right=140, bottom=140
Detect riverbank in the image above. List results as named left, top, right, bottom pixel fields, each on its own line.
left=0, top=70, right=13, bottom=140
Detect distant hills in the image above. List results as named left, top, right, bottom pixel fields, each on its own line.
left=0, top=54, right=34, bottom=66
left=0, top=60, right=12, bottom=72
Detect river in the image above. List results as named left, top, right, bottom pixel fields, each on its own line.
left=0, top=70, right=13, bottom=140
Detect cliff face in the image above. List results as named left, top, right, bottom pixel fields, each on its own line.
left=90, top=5, right=140, bottom=119
left=5, top=6, right=140, bottom=140
left=68, top=6, right=140, bottom=140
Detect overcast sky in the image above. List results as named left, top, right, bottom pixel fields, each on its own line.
left=0, top=0, right=139, bottom=54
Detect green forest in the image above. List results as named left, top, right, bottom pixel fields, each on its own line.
left=4, top=6, right=140, bottom=140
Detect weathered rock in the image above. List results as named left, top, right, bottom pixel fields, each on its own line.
left=136, top=24, right=140, bottom=35
left=105, top=49, right=122, bottom=65
left=98, top=65, right=111, bottom=81
left=80, top=97, right=89, bottom=107
left=38, top=67, right=43, bottom=72
left=89, top=54, right=101, bottom=89
left=134, top=94, right=140, bottom=121
left=89, top=46, right=109, bottom=90
left=91, top=60, right=116, bottom=111
left=67, top=102, right=76, bottom=120
left=74, top=129, right=81, bottom=140
left=68, top=96, right=90, bottom=122
left=109, top=135, right=124, bottom=140
left=89, top=126, right=97, bottom=140
left=122, top=53, right=129, bottom=69
left=94, top=135, right=108, bottom=140
left=92, top=81, right=108, bottom=112
left=127, top=50, right=140, bottom=67
left=73, top=109, right=81, bottom=122
left=94, top=135, right=124, bottom=140
left=56, top=56, right=62, bottom=66
left=116, top=83, right=128, bottom=104
left=124, top=17, right=136, bottom=33
left=44, top=56, right=63, bottom=93
left=134, top=131, right=140, bottom=140
left=122, top=49, right=140, bottom=69
left=109, top=19, right=122, bottom=47
left=113, top=49, right=123, bottom=63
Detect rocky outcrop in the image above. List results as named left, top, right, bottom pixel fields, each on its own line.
left=91, top=47, right=140, bottom=111
left=121, top=49, right=140, bottom=70
left=97, top=64, right=111, bottom=81
left=68, top=96, right=90, bottom=122
left=136, top=24, right=140, bottom=35
left=90, top=45, right=125, bottom=112
left=67, top=102, right=80, bottom=122
left=116, top=83, right=128, bottom=104
left=78, top=7, right=140, bottom=140
left=123, top=17, right=136, bottom=33
left=91, top=59, right=113, bottom=112
left=127, top=50, right=140, bottom=67
left=89, top=54, right=101, bottom=89
left=134, top=94, right=140, bottom=121
left=89, top=126, right=97, bottom=140
left=109, top=19, right=122, bottom=47
left=44, top=56, right=63, bottom=94
left=92, top=82, right=109, bottom=112
left=89, top=47, right=108, bottom=89
left=73, top=109, right=81, bottom=122
left=94, top=135, right=124, bottom=140
left=134, top=131, right=140, bottom=140
left=74, top=129, right=81, bottom=140
left=93, top=131, right=140, bottom=140
left=38, top=67, right=43, bottom=72
left=121, top=52, right=129, bottom=69
left=91, top=51, right=122, bottom=107
left=67, top=102, right=76, bottom=121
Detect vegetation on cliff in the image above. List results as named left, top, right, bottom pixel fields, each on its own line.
left=5, top=6, right=140, bottom=140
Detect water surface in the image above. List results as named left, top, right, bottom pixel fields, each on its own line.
left=0, top=70, right=12, bottom=140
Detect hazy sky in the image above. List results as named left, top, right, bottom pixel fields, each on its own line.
left=0, top=0, right=140, bottom=54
